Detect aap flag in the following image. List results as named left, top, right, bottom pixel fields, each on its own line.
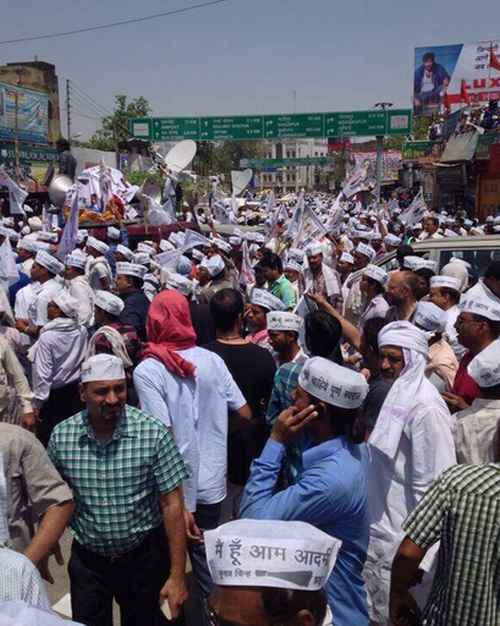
left=0, top=168, right=28, bottom=216
left=57, top=192, right=80, bottom=261
left=399, top=189, right=427, bottom=228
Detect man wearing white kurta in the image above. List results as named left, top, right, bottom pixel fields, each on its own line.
left=64, top=250, right=95, bottom=327
left=364, top=321, right=456, bottom=625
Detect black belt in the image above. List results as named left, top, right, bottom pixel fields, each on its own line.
left=74, top=525, right=162, bottom=564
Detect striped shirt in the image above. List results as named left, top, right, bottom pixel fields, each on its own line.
left=0, top=547, right=51, bottom=609
left=403, top=463, right=500, bottom=626
left=47, top=405, right=188, bottom=556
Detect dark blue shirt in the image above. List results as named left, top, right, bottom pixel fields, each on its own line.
left=119, top=290, right=150, bottom=341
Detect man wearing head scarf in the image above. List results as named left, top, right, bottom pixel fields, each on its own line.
left=133, top=290, right=251, bottom=614
left=364, top=322, right=456, bottom=625
left=64, top=250, right=94, bottom=327
left=241, top=357, right=370, bottom=626
left=429, top=275, right=465, bottom=360
left=85, top=236, right=112, bottom=291
left=31, top=291, right=88, bottom=446
left=454, top=338, right=500, bottom=464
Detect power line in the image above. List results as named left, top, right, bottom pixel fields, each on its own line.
left=69, top=81, right=113, bottom=116
left=69, top=90, right=107, bottom=118
left=0, top=0, right=234, bottom=45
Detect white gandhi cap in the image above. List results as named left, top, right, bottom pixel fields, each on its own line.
left=81, top=354, right=125, bottom=384
left=205, top=519, right=341, bottom=591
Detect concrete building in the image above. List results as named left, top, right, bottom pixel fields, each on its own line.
left=0, top=60, right=61, bottom=144
left=257, top=138, right=329, bottom=194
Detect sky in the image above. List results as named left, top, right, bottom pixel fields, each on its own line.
left=1, top=0, right=500, bottom=139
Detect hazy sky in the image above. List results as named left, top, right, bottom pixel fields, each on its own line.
left=1, top=0, right=500, bottom=139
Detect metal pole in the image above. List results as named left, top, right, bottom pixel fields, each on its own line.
left=14, top=87, right=20, bottom=183
left=66, top=79, right=71, bottom=143
left=375, top=135, right=384, bottom=202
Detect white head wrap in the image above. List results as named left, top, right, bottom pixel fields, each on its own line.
left=37, top=231, right=58, bottom=243
left=284, top=260, right=303, bottom=274
left=137, top=242, right=156, bottom=256
left=298, top=357, right=368, bottom=409
left=413, top=259, right=438, bottom=275
left=251, top=289, right=285, bottom=312
left=34, top=250, right=64, bottom=275
left=17, top=238, right=38, bottom=254
left=369, top=321, right=439, bottom=458
left=229, top=236, right=242, bottom=247
left=205, top=519, right=341, bottom=592
left=287, top=248, right=305, bottom=263
left=163, top=272, right=193, bottom=296
left=87, top=326, right=133, bottom=369
left=53, top=291, right=79, bottom=319
left=430, top=275, right=461, bottom=292
left=402, top=255, right=423, bottom=271
left=115, top=244, right=133, bottom=261
left=80, top=353, right=126, bottom=384
left=441, top=260, right=469, bottom=292
left=94, top=290, right=125, bottom=317
left=467, top=340, right=500, bottom=388
left=267, top=311, right=302, bottom=333
left=363, top=264, right=388, bottom=287
left=116, top=262, right=147, bottom=279
left=86, top=236, right=109, bottom=256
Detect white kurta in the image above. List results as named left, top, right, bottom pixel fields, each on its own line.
left=364, top=384, right=456, bottom=624
left=68, top=275, right=95, bottom=327
left=454, top=398, right=500, bottom=464
left=27, top=279, right=63, bottom=328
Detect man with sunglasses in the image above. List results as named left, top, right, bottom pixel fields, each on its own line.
left=442, top=290, right=500, bottom=412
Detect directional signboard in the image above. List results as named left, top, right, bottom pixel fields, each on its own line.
left=129, top=109, right=412, bottom=141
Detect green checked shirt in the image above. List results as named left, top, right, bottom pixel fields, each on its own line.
left=47, top=405, right=188, bottom=557
left=269, top=274, right=297, bottom=310
left=403, top=463, right=500, bottom=626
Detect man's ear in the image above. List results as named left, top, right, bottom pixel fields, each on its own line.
left=79, top=383, right=86, bottom=404
left=293, top=609, right=316, bottom=626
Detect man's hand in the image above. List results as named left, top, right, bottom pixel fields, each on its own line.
left=184, top=510, right=203, bottom=543
left=271, top=405, right=319, bottom=445
left=15, top=319, right=29, bottom=333
left=159, top=575, right=188, bottom=620
left=37, top=542, right=64, bottom=584
left=442, top=391, right=468, bottom=412
left=22, top=410, right=38, bottom=432
left=305, top=291, right=329, bottom=310
left=389, top=590, right=421, bottom=626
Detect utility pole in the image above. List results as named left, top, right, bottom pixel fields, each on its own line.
left=373, top=101, right=393, bottom=203
left=66, top=79, right=71, bottom=144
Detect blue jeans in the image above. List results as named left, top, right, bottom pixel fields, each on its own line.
left=189, top=502, right=222, bottom=598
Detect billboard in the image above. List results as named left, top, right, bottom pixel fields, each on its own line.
left=413, top=40, right=500, bottom=117
left=0, top=82, right=49, bottom=144
left=352, top=150, right=402, bottom=182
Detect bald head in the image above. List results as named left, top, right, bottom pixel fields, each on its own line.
left=385, top=271, right=419, bottom=307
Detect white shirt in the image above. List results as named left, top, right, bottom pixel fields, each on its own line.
left=454, top=398, right=500, bottom=464
left=444, top=304, right=466, bottom=361
left=68, top=275, right=95, bottom=326
left=364, top=386, right=456, bottom=622
left=28, top=279, right=62, bottom=327
left=0, top=549, right=51, bottom=609
left=359, top=294, right=389, bottom=328
left=32, top=322, right=88, bottom=407
left=133, top=347, right=246, bottom=511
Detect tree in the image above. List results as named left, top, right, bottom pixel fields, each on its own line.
left=193, top=140, right=265, bottom=177
left=87, top=95, right=152, bottom=152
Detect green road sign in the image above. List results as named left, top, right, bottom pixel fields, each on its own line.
left=242, top=156, right=330, bottom=168
left=129, top=109, right=412, bottom=141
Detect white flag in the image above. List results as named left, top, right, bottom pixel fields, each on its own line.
left=0, top=238, right=19, bottom=289
left=326, top=195, right=344, bottom=234
left=182, top=229, right=212, bottom=252
left=399, top=189, right=427, bottom=228
left=57, top=191, right=80, bottom=261
left=0, top=168, right=28, bottom=216
left=286, top=192, right=305, bottom=240
left=239, top=240, right=254, bottom=287
left=294, top=204, right=328, bottom=248
left=342, top=162, right=375, bottom=199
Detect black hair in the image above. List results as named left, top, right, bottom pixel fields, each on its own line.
left=425, top=216, right=439, bottom=227
left=304, top=311, right=342, bottom=360
left=472, top=314, right=500, bottom=339
left=396, top=244, right=414, bottom=265
left=129, top=276, right=144, bottom=290
left=362, top=317, right=388, bottom=356
left=261, top=587, right=327, bottom=626
left=56, top=138, right=70, bottom=152
left=365, top=275, right=385, bottom=296
left=257, top=252, right=283, bottom=274
left=440, top=286, right=461, bottom=305
left=423, top=52, right=435, bottom=63
left=485, top=260, right=500, bottom=281
left=209, top=288, right=244, bottom=332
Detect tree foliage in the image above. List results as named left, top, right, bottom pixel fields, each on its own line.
left=193, top=140, right=265, bottom=176
left=87, top=95, right=152, bottom=152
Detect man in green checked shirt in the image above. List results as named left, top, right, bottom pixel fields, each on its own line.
left=47, top=353, right=189, bottom=626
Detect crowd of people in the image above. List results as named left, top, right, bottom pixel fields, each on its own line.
left=0, top=186, right=499, bottom=626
